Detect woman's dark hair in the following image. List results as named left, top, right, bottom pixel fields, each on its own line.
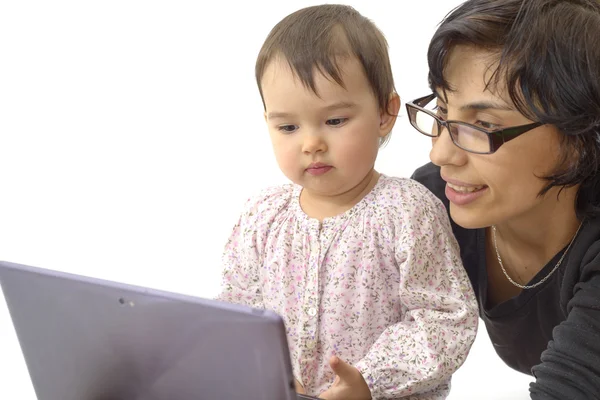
left=428, top=0, right=600, bottom=219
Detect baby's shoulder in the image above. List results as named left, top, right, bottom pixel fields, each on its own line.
left=370, top=175, right=455, bottom=246
left=238, top=183, right=296, bottom=222
left=375, top=175, right=447, bottom=218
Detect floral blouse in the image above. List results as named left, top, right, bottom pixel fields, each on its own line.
left=216, top=175, right=478, bottom=399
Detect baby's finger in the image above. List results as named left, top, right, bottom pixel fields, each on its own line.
left=295, top=379, right=306, bottom=394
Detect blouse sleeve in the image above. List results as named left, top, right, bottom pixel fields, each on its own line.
left=354, top=181, right=479, bottom=399
left=215, top=184, right=293, bottom=309
left=214, top=195, right=265, bottom=309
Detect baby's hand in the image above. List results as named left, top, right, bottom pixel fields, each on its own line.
left=295, top=378, right=306, bottom=394
left=318, top=356, right=371, bottom=400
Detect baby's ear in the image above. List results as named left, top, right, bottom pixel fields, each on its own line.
left=379, top=93, right=400, bottom=135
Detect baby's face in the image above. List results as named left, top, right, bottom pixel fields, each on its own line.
left=261, top=56, right=394, bottom=199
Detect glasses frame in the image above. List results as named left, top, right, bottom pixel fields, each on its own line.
left=406, top=93, right=542, bottom=154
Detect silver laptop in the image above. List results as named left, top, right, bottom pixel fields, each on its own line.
left=0, top=261, right=319, bottom=400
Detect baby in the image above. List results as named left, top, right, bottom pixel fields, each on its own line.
left=217, top=5, right=478, bottom=399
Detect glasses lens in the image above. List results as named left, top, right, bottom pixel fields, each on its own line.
left=413, top=110, right=439, bottom=137
left=450, top=124, right=491, bottom=153
left=410, top=97, right=439, bottom=136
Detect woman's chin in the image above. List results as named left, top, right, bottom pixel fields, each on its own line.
left=449, top=204, right=493, bottom=230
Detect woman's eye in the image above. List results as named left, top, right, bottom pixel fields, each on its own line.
left=326, top=118, right=348, bottom=126
left=476, top=120, right=500, bottom=130
left=434, top=105, right=448, bottom=118
left=278, top=124, right=298, bottom=133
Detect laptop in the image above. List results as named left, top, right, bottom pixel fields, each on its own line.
left=0, top=261, right=319, bottom=400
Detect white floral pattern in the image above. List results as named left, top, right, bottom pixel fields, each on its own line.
left=216, top=175, right=478, bottom=399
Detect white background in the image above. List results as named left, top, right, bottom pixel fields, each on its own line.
left=0, top=1, right=533, bottom=398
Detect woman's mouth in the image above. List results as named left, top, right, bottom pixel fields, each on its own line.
left=447, top=182, right=486, bottom=193
left=445, top=182, right=488, bottom=206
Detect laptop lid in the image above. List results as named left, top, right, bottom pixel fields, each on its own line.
left=0, top=261, right=315, bottom=400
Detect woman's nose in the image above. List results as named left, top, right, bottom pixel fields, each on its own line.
left=429, top=125, right=466, bottom=167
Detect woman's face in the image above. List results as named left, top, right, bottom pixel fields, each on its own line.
left=429, top=45, right=573, bottom=229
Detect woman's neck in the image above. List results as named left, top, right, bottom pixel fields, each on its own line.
left=492, top=185, right=581, bottom=266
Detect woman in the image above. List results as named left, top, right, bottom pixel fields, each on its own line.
left=410, top=0, right=600, bottom=398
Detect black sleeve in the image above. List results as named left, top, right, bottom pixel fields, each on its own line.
left=530, top=248, right=600, bottom=399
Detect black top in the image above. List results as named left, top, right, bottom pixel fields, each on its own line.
left=412, top=162, right=600, bottom=399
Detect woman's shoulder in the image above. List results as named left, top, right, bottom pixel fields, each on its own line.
left=564, top=216, right=600, bottom=294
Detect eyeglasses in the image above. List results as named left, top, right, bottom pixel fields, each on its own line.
left=406, top=94, right=542, bottom=154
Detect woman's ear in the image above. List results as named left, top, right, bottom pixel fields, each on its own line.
left=378, top=93, right=400, bottom=138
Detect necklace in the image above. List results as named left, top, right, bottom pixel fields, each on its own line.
left=491, top=221, right=584, bottom=290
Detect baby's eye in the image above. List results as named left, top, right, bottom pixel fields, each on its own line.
left=326, top=118, right=348, bottom=126
left=278, top=124, right=298, bottom=133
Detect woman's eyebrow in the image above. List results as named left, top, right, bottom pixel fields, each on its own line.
left=460, top=101, right=515, bottom=112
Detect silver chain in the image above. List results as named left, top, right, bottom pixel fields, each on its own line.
left=491, top=221, right=584, bottom=290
